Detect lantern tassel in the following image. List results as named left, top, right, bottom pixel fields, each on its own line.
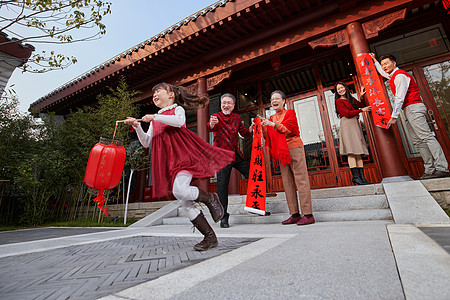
left=93, top=190, right=109, bottom=216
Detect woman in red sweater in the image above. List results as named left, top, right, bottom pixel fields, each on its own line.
left=334, top=82, right=372, bottom=185
left=261, top=90, right=314, bottom=226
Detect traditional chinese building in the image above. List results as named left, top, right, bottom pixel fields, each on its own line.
left=0, top=32, right=34, bottom=93
left=30, top=0, right=450, bottom=202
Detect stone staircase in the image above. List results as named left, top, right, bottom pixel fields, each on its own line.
left=161, top=183, right=392, bottom=225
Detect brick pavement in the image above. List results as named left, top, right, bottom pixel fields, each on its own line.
left=0, top=236, right=259, bottom=300
left=0, top=227, right=121, bottom=245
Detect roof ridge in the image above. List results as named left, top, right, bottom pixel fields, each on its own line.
left=31, top=0, right=233, bottom=106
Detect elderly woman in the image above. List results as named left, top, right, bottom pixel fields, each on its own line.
left=261, top=90, right=314, bottom=226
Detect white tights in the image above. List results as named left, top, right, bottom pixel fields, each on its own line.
left=172, top=172, right=200, bottom=221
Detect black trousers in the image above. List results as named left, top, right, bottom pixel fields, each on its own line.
left=216, top=151, right=250, bottom=215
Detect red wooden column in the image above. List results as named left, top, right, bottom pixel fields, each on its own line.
left=196, top=77, right=210, bottom=192
left=346, top=22, right=407, bottom=179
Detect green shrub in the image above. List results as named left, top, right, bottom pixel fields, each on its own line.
left=1, top=76, right=141, bottom=226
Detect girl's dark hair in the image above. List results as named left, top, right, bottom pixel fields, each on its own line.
left=152, top=82, right=209, bottom=109
left=334, top=82, right=358, bottom=118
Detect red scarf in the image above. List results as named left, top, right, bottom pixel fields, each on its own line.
left=265, top=109, right=300, bottom=167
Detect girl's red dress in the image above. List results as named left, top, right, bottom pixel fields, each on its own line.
left=151, top=107, right=235, bottom=198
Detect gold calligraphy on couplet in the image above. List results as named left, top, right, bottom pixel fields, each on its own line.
left=357, top=53, right=391, bottom=129
left=245, top=117, right=267, bottom=215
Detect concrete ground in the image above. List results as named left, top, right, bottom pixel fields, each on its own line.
left=1, top=180, right=449, bottom=299
left=0, top=227, right=121, bottom=245
left=0, top=221, right=449, bottom=300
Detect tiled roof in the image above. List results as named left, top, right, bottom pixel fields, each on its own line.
left=0, top=31, right=35, bottom=60
left=31, top=0, right=233, bottom=107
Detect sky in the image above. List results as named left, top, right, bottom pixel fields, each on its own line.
left=6, top=0, right=215, bottom=113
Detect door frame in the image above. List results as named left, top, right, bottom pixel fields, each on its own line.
left=286, top=83, right=381, bottom=188
left=260, top=81, right=383, bottom=191
left=402, top=55, right=450, bottom=162
left=288, top=91, right=340, bottom=188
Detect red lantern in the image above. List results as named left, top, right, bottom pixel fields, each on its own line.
left=271, top=56, right=281, bottom=72
left=84, top=137, right=126, bottom=216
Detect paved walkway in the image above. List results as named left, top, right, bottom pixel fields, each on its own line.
left=0, top=221, right=449, bottom=300
left=419, top=226, right=450, bottom=254
left=0, top=227, right=121, bottom=245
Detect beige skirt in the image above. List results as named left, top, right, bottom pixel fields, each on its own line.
left=339, top=116, right=369, bottom=156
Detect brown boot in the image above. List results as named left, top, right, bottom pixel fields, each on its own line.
left=191, top=211, right=218, bottom=251
left=195, top=190, right=224, bottom=223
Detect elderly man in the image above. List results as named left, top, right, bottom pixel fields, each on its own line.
left=371, top=53, right=449, bottom=179
left=207, top=93, right=253, bottom=228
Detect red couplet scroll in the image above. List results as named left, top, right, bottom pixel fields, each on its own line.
left=356, top=53, right=392, bottom=129
left=244, top=117, right=267, bottom=216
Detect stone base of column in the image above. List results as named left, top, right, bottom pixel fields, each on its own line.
left=381, top=176, right=413, bottom=183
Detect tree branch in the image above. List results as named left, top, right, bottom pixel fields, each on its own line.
left=0, top=0, right=97, bottom=32
left=0, top=0, right=111, bottom=73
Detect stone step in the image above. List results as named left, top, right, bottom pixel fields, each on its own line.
left=181, top=194, right=388, bottom=215
left=312, top=194, right=388, bottom=211
left=419, top=177, right=450, bottom=192
left=163, top=208, right=392, bottom=225
left=226, top=184, right=385, bottom=204
left=311, top=183, right=384, bottom=198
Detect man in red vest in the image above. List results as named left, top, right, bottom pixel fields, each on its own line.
left=371, top=53, right=449, bottom=179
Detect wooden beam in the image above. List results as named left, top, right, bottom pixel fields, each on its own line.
left=227, top=16, right=249, bottom=36
left=170, top=0, right=417, bottom=85
left=289, top=0, right=302, bottom=13
left=253, top=5, right=273, bottom=25
left=266, top=1, right=283, bottom=21
left=240, top=18, right=257, bottom=32
left=218, top=20, right=242, bottom=39
left=302, top=0, right=311, bottom=9
left=31, top=0, right=263, bottom=112
left=277, top=0, right=291, bottom=16
left=245, top=7, right=265, bottom=28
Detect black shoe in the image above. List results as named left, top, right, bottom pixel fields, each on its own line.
left=419, top=172, right=435, bottom=180
left=350, top=168, right=367, bottom=185
left=220, top=213, right=230, bottom=228
left=433, top=170, right=450, bottom=178
left=357, top=167, right=371, bottom=184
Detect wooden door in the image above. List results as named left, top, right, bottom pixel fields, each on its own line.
left=388, top=57, right=450, bottom=177
left=416, top=59, right=450, bottom=159
left=264, top=91, right=340, bottom=190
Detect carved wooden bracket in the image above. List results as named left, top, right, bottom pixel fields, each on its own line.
left=184, top=70, right=232, bottom=94
left=308, top=9, right=407, bottom=49
left=362, top=9, right=407, bottom=39
left=185, top=82, right=198, bottom=95
left=207, top=70, right=231, bottom=91
left=308, top=29, right=349, bottom=49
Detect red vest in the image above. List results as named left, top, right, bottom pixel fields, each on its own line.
left=389, top=69, right=422, bottom=109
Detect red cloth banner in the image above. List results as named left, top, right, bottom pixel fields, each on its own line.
left=442, top=0, right=450, bottom=13
left=245, top=117, right=267, bottom=216
left=356, top=53, right=391, bottom=129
